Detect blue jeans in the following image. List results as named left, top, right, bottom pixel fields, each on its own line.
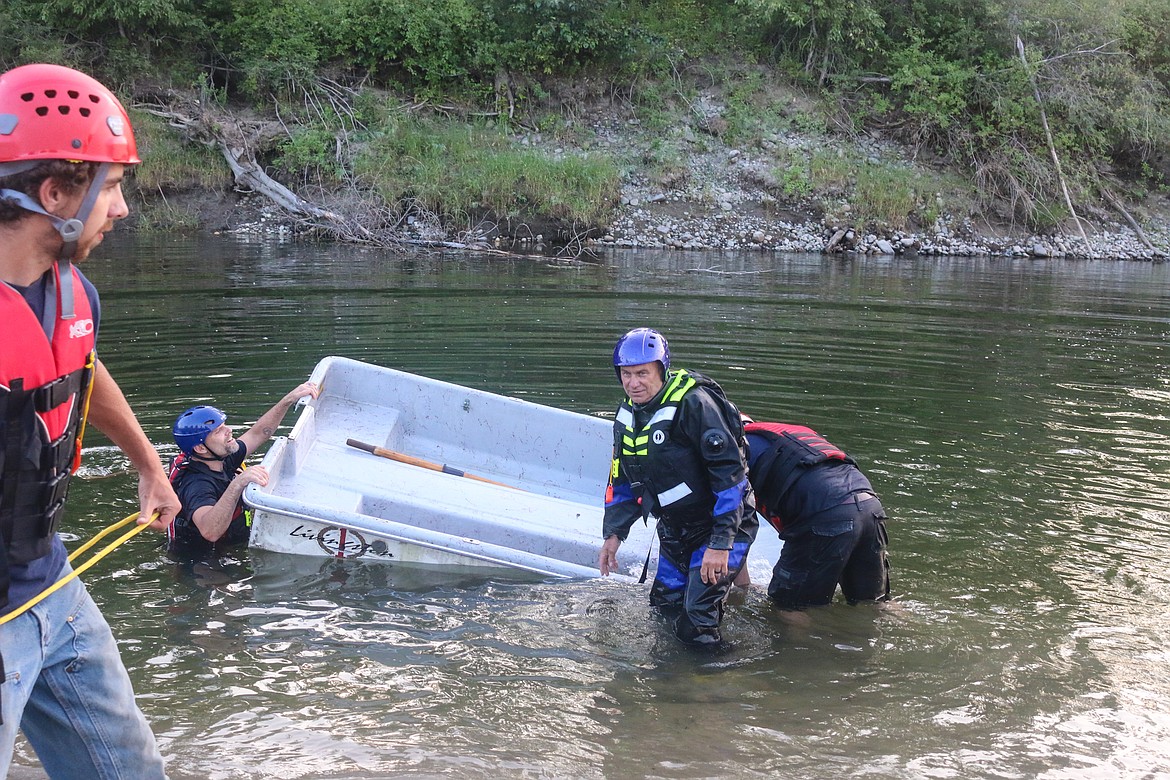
left=0, top=571, right=166, bottom=779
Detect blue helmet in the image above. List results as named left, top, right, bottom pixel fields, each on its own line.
left=173, top=405, right=227, bottom=454
left=613, top=328, right=670, bottom=380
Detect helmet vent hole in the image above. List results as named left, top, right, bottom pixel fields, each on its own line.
left=79, top=107, right=90, bottom=117
left=35, top=107, right=48, bottom=117
left=68, top=90, right=79, bottom=99
left=44, top=89, right=56, bottom=98
left=87, top=94, right=99, bottom=104
left=58, top=106, right=70, bottom=115
left=19, top=92, right=33, bottom=102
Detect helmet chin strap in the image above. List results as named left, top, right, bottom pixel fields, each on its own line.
left=192, top=440, right=229, bottom=463
left=0, top=161, right=111, bottom=320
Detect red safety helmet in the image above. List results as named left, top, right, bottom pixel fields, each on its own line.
left=0, top=63, right=139, bottom=168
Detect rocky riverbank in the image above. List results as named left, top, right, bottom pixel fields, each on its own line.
left=581, top=118, right=1170, bottom=260
left=221, top=95, right=1170, bottom=261
left=596, top=196, right=1170, bottom=259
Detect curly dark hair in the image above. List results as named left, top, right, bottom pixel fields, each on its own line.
left=0, top=161, right=100, bottom=224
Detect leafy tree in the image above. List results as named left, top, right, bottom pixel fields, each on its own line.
left=330, top=0, right=485, bottom=87
left=888, top=31, right=975, bottom=130
left=482, top=0, right=630, bottom=74
left=733, top=0, right=885, bottom=83
left=33, top=0, right=198, bottom=38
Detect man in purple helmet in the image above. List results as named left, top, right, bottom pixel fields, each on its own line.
left=0, top=64, right=179, bottom=778
left=598, top=328, right=757, bottom=647
left=167, top=382, right=318, bottom=558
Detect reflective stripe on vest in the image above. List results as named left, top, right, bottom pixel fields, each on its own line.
left=618, top=372, right=695, bottom=458
left=657, top=481, right=693, bottom=506
left=614, top=370, right=708, bottom=513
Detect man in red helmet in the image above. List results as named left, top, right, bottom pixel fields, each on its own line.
left=0, top=64, right=177, bottom=778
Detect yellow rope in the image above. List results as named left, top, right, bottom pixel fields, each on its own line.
left=0, top=511, right=158, bottom=626
left=67, top=512, right=142, bottom=562
left=72, top=351, right=97, bottom=469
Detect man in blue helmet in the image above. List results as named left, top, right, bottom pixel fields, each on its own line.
left=168, top=382, right=318, bottom=557
left=598, top=328, right=757, bottom=646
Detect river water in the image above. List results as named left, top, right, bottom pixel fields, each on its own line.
left=16, top=234, right=1170, bottom=779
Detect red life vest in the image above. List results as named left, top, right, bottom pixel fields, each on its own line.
left=0, top=264, right=96, bottom=564
left=744, top=422, right=855, bottom=532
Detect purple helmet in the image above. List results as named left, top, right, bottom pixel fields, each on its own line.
left=173, top=405, right=227, bottom=454
left=613, top=328, right=670, bottom=380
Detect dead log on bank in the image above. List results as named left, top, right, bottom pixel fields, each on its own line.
left=138, top=98, right=596, bottom=259
left=218, top=141, right=342, bottom=223
left=1099, top=185, right=1162, bottom=256
left=138, top=99, right=374, bottom=241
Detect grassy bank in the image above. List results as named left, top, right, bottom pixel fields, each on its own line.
left=353, top=118, right=621, bottom=230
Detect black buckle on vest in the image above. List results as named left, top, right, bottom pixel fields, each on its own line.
left=33, top=372, right=78, bottom=412
left=41, top=496, right=68, bottom=537
left=41, top=431, right=76, bottom=472
left=41, top=470, right=72, bottom=536
left=44, top=469, right=71, bottom=509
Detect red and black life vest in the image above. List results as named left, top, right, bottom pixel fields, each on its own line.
left=745, top=422, right=854, bottom=530
left=0, top=264, right=96, bottom=566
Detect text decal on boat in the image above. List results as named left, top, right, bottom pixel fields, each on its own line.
left=288, top=524, right=394, bottom=559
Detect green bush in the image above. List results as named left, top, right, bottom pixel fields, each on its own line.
left=25, top=0, right=200, bottom=45
left=331, top=0, right=485, bottom=89
left=274, top=127, right=346, bottom=183
left=484, top=0, right=630, bottom=74
left=888, top=32, right=974, bottom=130
left=776, top=164, right=812, bottom=199
left=734, top=0, right=885, bottom=82
left=207, top=0, right=333, bottom=98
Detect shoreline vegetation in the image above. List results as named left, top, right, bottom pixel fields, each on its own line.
left=7, top=0, right=1170, bottom=259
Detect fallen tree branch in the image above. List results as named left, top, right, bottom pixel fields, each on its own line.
left=1017, top=36, right=1094, bottom=258
left=138, top=99, right=397, bottom=244
left=217, top=141, right=342, bottom=222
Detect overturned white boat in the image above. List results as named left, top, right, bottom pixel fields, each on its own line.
left=244, top=356, right=781, bottom=582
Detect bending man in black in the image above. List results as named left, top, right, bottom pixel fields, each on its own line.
left=598, top=328, right=757, bottom=646
left=741, top=421, right=890, bottom=608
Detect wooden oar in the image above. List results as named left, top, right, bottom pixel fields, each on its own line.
left=346, top=439, right=519, bottom=490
